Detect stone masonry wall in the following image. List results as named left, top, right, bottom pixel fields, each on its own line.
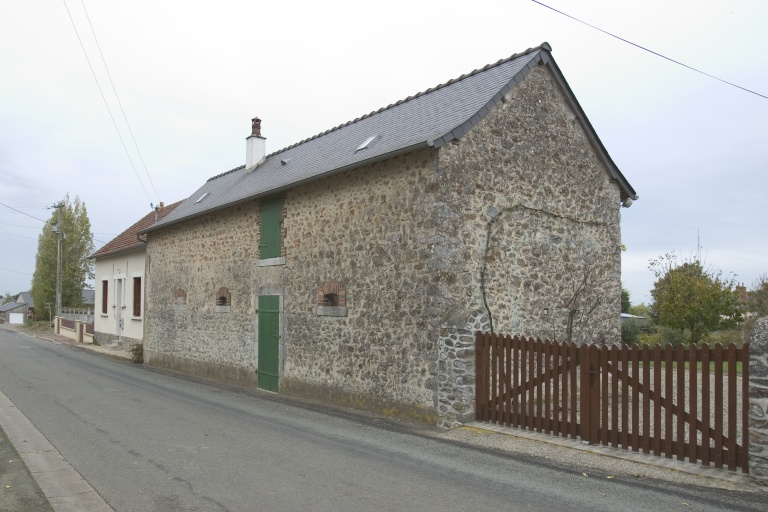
left=436, top=65, right=622, bottom=344
left=749, top=317, right=768, bottom=483
left=281, top=149, right=442, bottom=421
left=144, top=201, right=261, bottom=387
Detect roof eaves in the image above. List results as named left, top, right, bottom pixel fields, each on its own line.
left=90, top=243, right=146, bottom=260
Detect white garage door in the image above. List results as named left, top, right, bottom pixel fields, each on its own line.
left=9, top=313, right=24, bottom=324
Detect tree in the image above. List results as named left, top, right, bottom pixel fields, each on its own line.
left=621, top=287, right=631, bottom=313
left=748, top=273, right=768, bottom=317
left=649, top=253, right=741, bottom=344
left=31, top=195, right=94, bottom=316
left=1, top=292, right=13, bottom=305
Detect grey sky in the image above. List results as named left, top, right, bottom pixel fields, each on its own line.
left=1, top=0, right=766, bottom=306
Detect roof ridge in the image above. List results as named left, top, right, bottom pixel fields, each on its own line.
left=265, top=43, right=551, bottom=159
left=207, top=164, right=246, bottom=182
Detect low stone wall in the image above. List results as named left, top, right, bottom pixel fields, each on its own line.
left=749, top=317, right=768, bottom=484
left=94, top=331, right=140, bottom=351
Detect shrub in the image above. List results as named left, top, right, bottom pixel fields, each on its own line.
left=635, top=326, right=684, bottom=348
left=130, top=344, right=144, bottom=364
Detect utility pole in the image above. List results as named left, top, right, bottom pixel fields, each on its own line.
left=51, top=201, right=64, bottom=319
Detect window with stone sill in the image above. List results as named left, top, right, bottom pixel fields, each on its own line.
left=215, top=287, right=231, bottom=313
left=315, top=281, right=347, bottom=317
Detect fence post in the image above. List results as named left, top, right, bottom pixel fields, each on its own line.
left=579, top=343, right=590, bottom=443
left=749, top=317, right=768, bottom=484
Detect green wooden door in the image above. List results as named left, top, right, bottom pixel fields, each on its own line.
left=257, top=295, right=280, bottom=392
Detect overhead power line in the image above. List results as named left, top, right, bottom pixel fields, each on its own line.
left=0, top=202, right=48, bottom=223
left=79, top=0, right=160, bottom=203
left=532, top=0, right=767, bottom=100
left=0, top=267, right=33, bottom=276
left=60, top=0, right=155, bottom=205
left=0, top=222, right=43, bottom=229
left=0, top=232, right=37, bottom=240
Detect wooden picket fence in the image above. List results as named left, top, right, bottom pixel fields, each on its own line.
left=475, top=332, right=750, bottom=473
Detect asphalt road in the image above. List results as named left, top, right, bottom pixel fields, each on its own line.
left=0, top=327, right=765, bottom=512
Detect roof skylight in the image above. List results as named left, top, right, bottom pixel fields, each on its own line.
left=355, top=135, right=380, bottom=153
left=195, top=192, right=209, bottom=204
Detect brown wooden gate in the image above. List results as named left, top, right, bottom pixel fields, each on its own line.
left=475, top=332, right=750, bottom=473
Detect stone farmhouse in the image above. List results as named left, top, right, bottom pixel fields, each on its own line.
left=141, top=43, right=637, bottom=428
left=90, top=202, right=180, bottom=349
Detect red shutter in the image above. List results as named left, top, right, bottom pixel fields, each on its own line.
left=133, top=277, right=142, bottom=317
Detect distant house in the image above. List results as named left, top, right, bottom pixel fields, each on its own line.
left=620, top=313, right=647, bottom=326
left=141, top=43, right=637, bottom=427
left=15, top=291, right=34, bottom=319
left=89, top=202, right=181, bottom=348
left=0, top=302, right=27, bottom=324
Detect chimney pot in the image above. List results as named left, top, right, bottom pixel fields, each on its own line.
left=246, top=116, right=266, bottom=170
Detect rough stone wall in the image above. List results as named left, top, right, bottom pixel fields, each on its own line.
left=144, top=201, right=261, bottom=385
left=749, top=317, right=768, bottom=483
left=436, top=65, right=622, bottom=345
left=281, top=149, right=442, bottom=420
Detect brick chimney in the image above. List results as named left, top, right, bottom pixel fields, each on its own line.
left=246, top=116, right=266, bottom=170
left=736, top=283, right=747, bottom=303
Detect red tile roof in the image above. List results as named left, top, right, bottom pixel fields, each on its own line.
left=90, top=201, right=182, bottom=259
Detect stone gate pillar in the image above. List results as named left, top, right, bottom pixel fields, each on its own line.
left=749, top=317, right=768, bottom=484
left=436, top=311, right=490, bottom=429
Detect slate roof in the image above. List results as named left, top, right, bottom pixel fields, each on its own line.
left=145, top=43, right=636, bottom=233
left=91, top=201, right=182, bottom=259
left=0, top=302, right=25, bottom=313
left=16, top=291, right=33, bottom=308
left=81, top=289, right=95, bottom=305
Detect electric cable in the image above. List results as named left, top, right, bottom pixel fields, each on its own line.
left=532, top=0, right=767, bottom=100
left=80, top=0, right=161, bottom=203
left=60, top=0, right=154, bottom=204
left=0, top=202, right=48, bottom=223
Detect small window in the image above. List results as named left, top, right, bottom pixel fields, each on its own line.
left=101, top=280, right=108, bottom=314
left=215, top=287, right=231, bottom=312
left=133, top=277, right=142, bottom=317
left=174, top=289, right=187, bottom=306
left=315, top=281, right=347, bottom=317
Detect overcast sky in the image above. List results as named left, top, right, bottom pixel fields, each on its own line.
left=1, top=0, right=766, bottom=306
